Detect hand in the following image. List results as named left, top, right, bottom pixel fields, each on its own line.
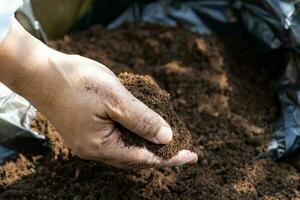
left=0, top=19, right=198, bottom=168
left=34, top=53, right=198, bottom=168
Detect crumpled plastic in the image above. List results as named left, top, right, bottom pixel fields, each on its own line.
left=0, top=83, right=48, bottom=163
left=235, top=0, right=300, bottom=160
left=109, top=0, right=300, bottom=161
left=109, top=0, right=236, bottom=34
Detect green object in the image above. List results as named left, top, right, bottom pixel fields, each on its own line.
left=31, top=0, right=93, bottom=39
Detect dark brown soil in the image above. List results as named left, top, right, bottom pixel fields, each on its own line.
left=0, top=23, right=299, bottom=199
left=118, top=72, right=193, bottom=159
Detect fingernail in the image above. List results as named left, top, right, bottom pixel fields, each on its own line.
left=155, top=126, right=173, bottom=144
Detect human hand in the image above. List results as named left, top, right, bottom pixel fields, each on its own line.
left=0, top=19, right=197, bottom=168
left=29, top=53, right=198, bottom=168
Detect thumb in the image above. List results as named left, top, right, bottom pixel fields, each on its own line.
left=106, top=84, right=173, bottom=144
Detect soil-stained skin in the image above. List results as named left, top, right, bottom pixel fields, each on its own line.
left=1, top=24, right=299, bottom=200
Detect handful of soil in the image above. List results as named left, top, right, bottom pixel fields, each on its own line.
left=118, top=73, right=193, bottom=159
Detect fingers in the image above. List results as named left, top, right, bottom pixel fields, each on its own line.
left=106, top=83, right=173, bottom=144
left=98, top=129, right=198, bottom=169
left=159, top=150, right=198, bottom=167
left=107, top=147, right=198, bottom=169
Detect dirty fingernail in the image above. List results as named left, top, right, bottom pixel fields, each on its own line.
left=155, top=126, right=173, bottom=144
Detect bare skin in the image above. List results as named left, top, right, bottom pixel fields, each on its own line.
left=0, top=19, right=198, bottom=168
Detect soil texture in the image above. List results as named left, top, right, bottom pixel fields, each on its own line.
left=0, top=23, right=299, bottom=200
left=118, top=72, right=193, bottom=159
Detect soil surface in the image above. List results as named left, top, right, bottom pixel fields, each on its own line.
left=118, top=72, right=193, bottom=159
left=1, top=24, right=300, bottom=199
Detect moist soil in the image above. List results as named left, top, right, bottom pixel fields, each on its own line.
left=1, top=24, right=300, bottom=199
left=118, top=72, right=193, bottom=159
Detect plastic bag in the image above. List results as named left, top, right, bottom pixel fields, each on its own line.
left=0, top=83, right=48, bottom=163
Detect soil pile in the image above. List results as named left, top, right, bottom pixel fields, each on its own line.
left=0, top=24, right=299, bottom=199
left=118, top=72, right=193, bottom=159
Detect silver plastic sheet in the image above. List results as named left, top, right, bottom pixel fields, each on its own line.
left=0, top=83, right=47, bottom=163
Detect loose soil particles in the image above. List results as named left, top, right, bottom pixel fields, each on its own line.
left=118, top=72, right=193, bottom=159
left=1, top=24, right=300, bottom=199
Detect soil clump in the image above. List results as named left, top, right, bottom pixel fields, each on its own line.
left=118, top=72, right=193, bottom=159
